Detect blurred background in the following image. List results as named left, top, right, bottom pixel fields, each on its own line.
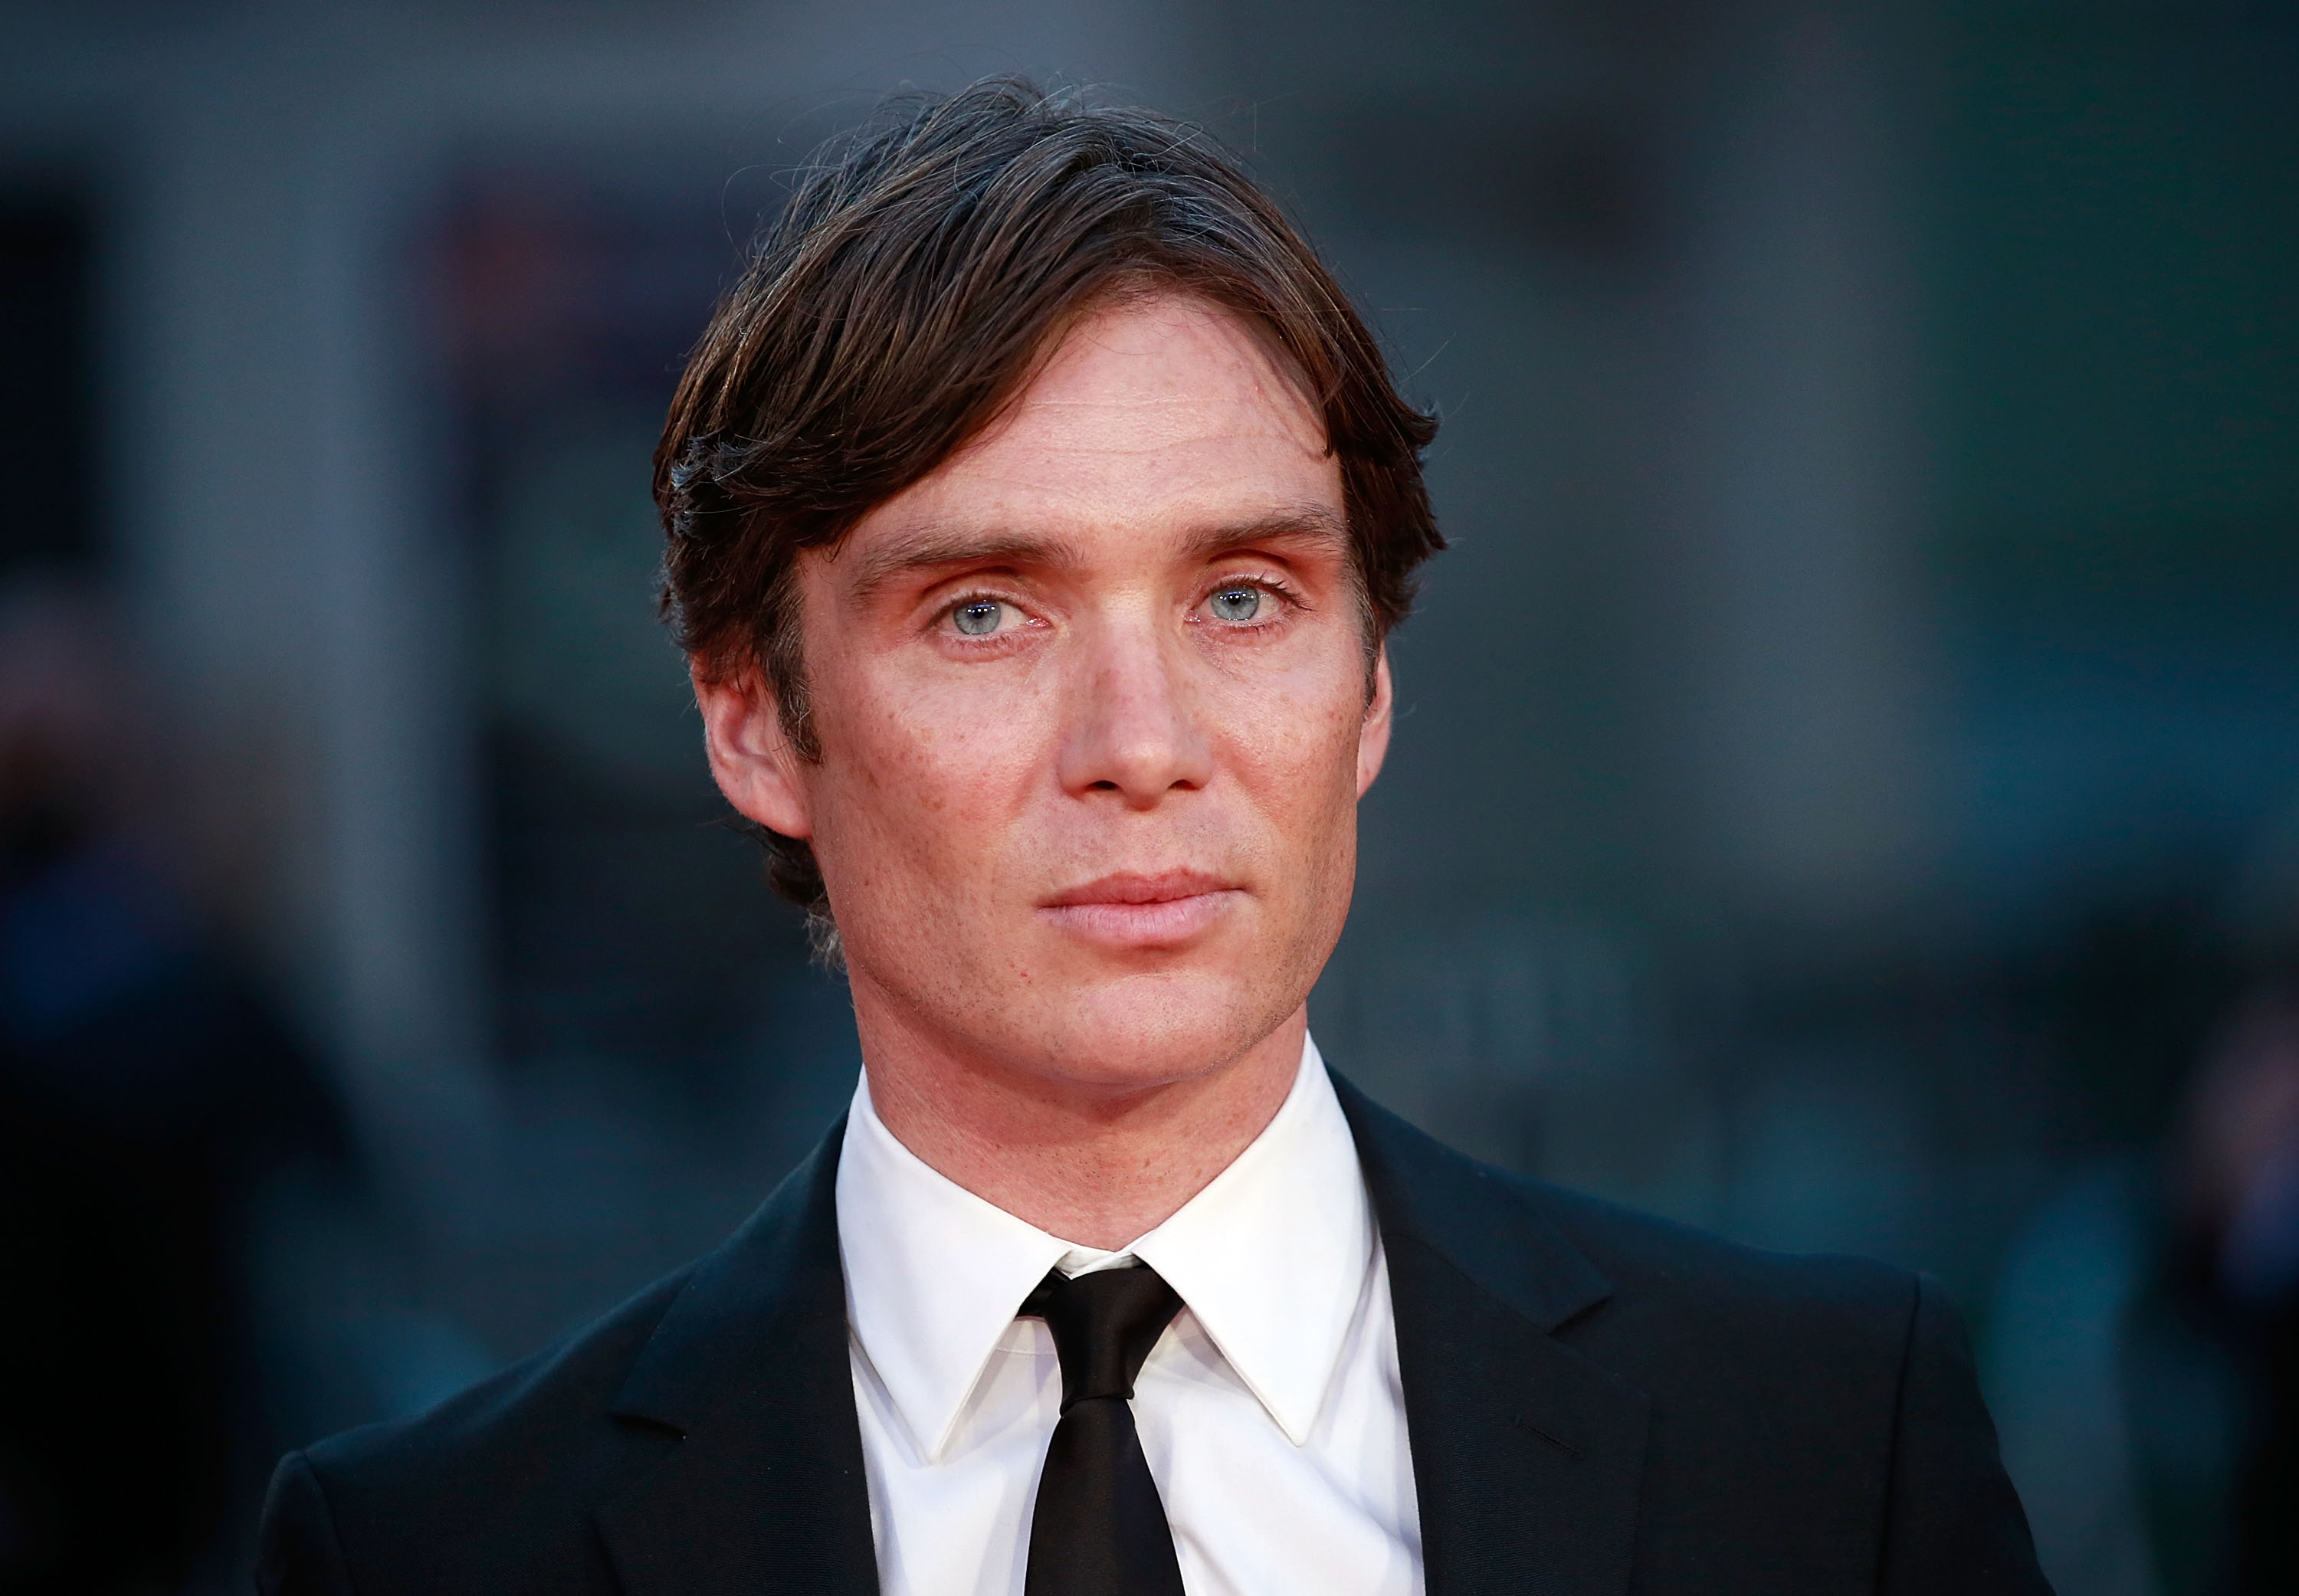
left=2, top=0, right=2294, bottom=1590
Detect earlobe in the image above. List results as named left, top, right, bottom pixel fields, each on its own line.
left=693, top=665, right=815, bottom=839
left=1356, top=647, right=1394, bottom=798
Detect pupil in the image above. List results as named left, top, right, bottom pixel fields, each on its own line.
left=1213, top=587, right=1260, bottom=621
left=956, top=601, right=1000, bottom=636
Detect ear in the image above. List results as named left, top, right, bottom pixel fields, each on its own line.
left=693, top=664, right=814, bottom=839
left=1356, top=644, right=1393, bottom=798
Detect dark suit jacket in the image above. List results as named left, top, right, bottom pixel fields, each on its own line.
left=257, top=1078, right=2051, bottom=1594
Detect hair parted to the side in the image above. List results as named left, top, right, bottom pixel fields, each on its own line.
left=655, top=77, right=1442, bottom=943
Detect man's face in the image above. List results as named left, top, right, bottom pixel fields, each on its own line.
left=700, top=293, right=1391, bottom=1095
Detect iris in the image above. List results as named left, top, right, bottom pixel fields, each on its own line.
left=1209, top=586, right=1261, bottom=622
left=954, top=600, right=1005, bottom=636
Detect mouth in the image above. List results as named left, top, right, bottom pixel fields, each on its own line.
left=1038, top=869, right=1243, bottom=949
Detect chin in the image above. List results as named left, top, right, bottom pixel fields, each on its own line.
left=843, top=890, right=1333, bottom=1090
left=1002, top=961, right=1302, bottom=1090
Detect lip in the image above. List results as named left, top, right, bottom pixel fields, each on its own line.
left=1038, top=869, right=1242, bottom=948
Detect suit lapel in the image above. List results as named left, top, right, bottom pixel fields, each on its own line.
left=595, top=1123, right=879, bottom=1596
left=587, top=1081, right=1645, bottom=1596
left=1336, top=1078, right=1650, bottom=1596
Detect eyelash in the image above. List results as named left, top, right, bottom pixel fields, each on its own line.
left=1195, top=573, right=1300, bottom=628
left=931, top=572, right=1303, bottom=638
left=936, top=588, right=1032, bottom=641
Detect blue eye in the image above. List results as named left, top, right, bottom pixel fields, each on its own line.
left=1209, top=585, right=1262, bottom=623
left=952, top=599, right=1007, bottom=636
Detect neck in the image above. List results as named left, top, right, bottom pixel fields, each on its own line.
left=852, top=999, right=1307, bottom=1250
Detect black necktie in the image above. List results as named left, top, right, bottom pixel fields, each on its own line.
left=1019, top=1263, right=1187, bottom=1596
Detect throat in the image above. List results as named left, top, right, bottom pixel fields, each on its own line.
left=858, top=1012, right=1308, bottom=1247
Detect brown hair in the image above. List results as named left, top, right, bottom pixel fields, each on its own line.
left=655, top=78, right=1441, bottom=919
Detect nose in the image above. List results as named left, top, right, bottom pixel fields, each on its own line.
left=1055, top=611, right=1214, bottom=807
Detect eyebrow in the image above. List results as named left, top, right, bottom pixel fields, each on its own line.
left=1177, top=503, right=1350, bottom=564
left=839, top=502, right=1351, bottom=608
left=841, top=531, right=1079, bottom=607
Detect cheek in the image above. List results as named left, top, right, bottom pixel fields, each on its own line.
left=1209, top=660, right=1368, bottom=828
left=815, top=659, right=1058, bottom=867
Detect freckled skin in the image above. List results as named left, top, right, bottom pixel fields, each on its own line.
left=695, top=296, right=1393, bottom=1246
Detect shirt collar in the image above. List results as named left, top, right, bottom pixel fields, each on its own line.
left=835, top=1034, right=1374, bottom=1460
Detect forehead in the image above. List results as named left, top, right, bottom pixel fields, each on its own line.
left=848, top=293, right=1340, bottom=554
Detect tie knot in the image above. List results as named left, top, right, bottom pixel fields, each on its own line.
left=1022, top=1264, right=1183, bottom=1411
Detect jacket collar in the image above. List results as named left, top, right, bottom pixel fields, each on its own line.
left=1334, top=1073, right=1612, bottom=1332
left=1335, top=1075, right=1651, bottom=1596
left=598, top=1122, right=878, bottom=1596
left=598, top=1077, right=1651, bottom=1596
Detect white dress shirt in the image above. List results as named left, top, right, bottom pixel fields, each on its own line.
left=835, top=1035, right=1423, bottom=1596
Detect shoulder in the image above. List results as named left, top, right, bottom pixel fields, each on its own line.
left=1343, top=1074, right=1929, bottom=1445
left=310, top=1262, right=691, bottom=1485
left=1449, top=1161, right=1940, bottom=1535
left=1452, top=1153, right=1927, bottom=1422
left=1500, top=1172, right=2042, bottom=1590
left=259, top=1129, right=857, bottom=1595
left=261, top=1265, right=694, bottom=1595
left=1453, top=1167, right=1969, bottom=1571
left=1339, top=1074, right=1920, bottom=1365
left=1340, top=1078, right=2046, bottom=1587
left=1518, top=1172, right=1919, bottom=1346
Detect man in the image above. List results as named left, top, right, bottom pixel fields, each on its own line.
left=257, top=81, right=2049, bottom=1595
